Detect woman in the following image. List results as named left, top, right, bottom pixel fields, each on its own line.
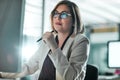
left=0, top=0, right=90, bottom=80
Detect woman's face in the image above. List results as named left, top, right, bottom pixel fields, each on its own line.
left=52, top=4, right=73, bottom=33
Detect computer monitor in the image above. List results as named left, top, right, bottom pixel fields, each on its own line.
left=0, top=0, right=23, bottom=72
left=107, top=41, right=120, bottom=68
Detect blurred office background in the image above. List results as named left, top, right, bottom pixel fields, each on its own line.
left=0, top=0, right=120, bottom=80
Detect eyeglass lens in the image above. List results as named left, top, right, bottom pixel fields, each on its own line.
left=53, top=12, right=71, bottom=19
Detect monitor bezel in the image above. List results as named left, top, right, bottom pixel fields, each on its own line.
left=107, top=40, right=120, bottom=68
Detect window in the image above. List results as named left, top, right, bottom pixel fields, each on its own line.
left=22, top=0, right=43, bottom=61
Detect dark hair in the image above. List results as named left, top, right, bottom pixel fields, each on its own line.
left=50, top=0, right=84, bottom=34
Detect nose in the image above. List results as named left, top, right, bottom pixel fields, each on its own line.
left=57, top=15, right=61, bottom=20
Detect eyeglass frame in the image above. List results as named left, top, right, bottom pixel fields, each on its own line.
left=52, top=11, right=72, bottom=19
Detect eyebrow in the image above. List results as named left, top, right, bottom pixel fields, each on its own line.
left=54, top=10, right=70, bottom=13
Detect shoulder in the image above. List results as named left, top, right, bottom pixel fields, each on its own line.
left=74, top=33, right=89, bottom=43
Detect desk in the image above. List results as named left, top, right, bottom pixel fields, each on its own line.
left=0, top=78, right=20, bottom=80
left=99, top=75, right=120, bottom=80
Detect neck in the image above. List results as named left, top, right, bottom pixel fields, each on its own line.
left=57, top=32, right=71, bottom=48
left=58, top=32, right=70, bottom=40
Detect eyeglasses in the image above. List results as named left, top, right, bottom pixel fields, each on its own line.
left=53, top=11, right=71, bottom=19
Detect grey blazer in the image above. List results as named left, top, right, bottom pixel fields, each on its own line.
left=1, top=33, right=90, bottom=80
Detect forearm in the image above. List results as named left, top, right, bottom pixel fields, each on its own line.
left=0, top=63, right=37, bottom=79
left=49, top=37, right=89, bottom=80
left=50, top=48, right=87, bottom=80
left=0, top=66, right=28, bottom=79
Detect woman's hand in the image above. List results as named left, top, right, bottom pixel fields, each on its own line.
left=42, top=31, right=58, bottom=53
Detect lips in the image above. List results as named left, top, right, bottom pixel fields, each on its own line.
left=55, top=22, right=62, bottom=25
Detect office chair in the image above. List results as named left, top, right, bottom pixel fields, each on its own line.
left=84, top=64, right=98, bottom=80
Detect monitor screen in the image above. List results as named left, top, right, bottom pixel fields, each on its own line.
left=0, top=0, right=23, bottom=72
left=108, top=41, right=120, bottom=68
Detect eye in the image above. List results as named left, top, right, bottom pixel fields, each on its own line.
left=60, top=12, right=71, bottom=19
left=53, top=12, right=59, bottom=18
left=61, top=13, right=68, bottom=19
left=52, top=11, right=71, bottom=19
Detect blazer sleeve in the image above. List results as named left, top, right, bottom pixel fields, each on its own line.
left=0, top=41, right=49, bottom=79
left=49, top=35, right=90, bottom=80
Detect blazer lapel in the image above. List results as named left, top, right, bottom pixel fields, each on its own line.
left=62, top=35, right=75, bottom=57
left=38, top=41, right=51, bottom=69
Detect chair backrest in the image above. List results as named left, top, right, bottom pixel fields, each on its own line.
left=84, top=64, right=98, bottom=80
